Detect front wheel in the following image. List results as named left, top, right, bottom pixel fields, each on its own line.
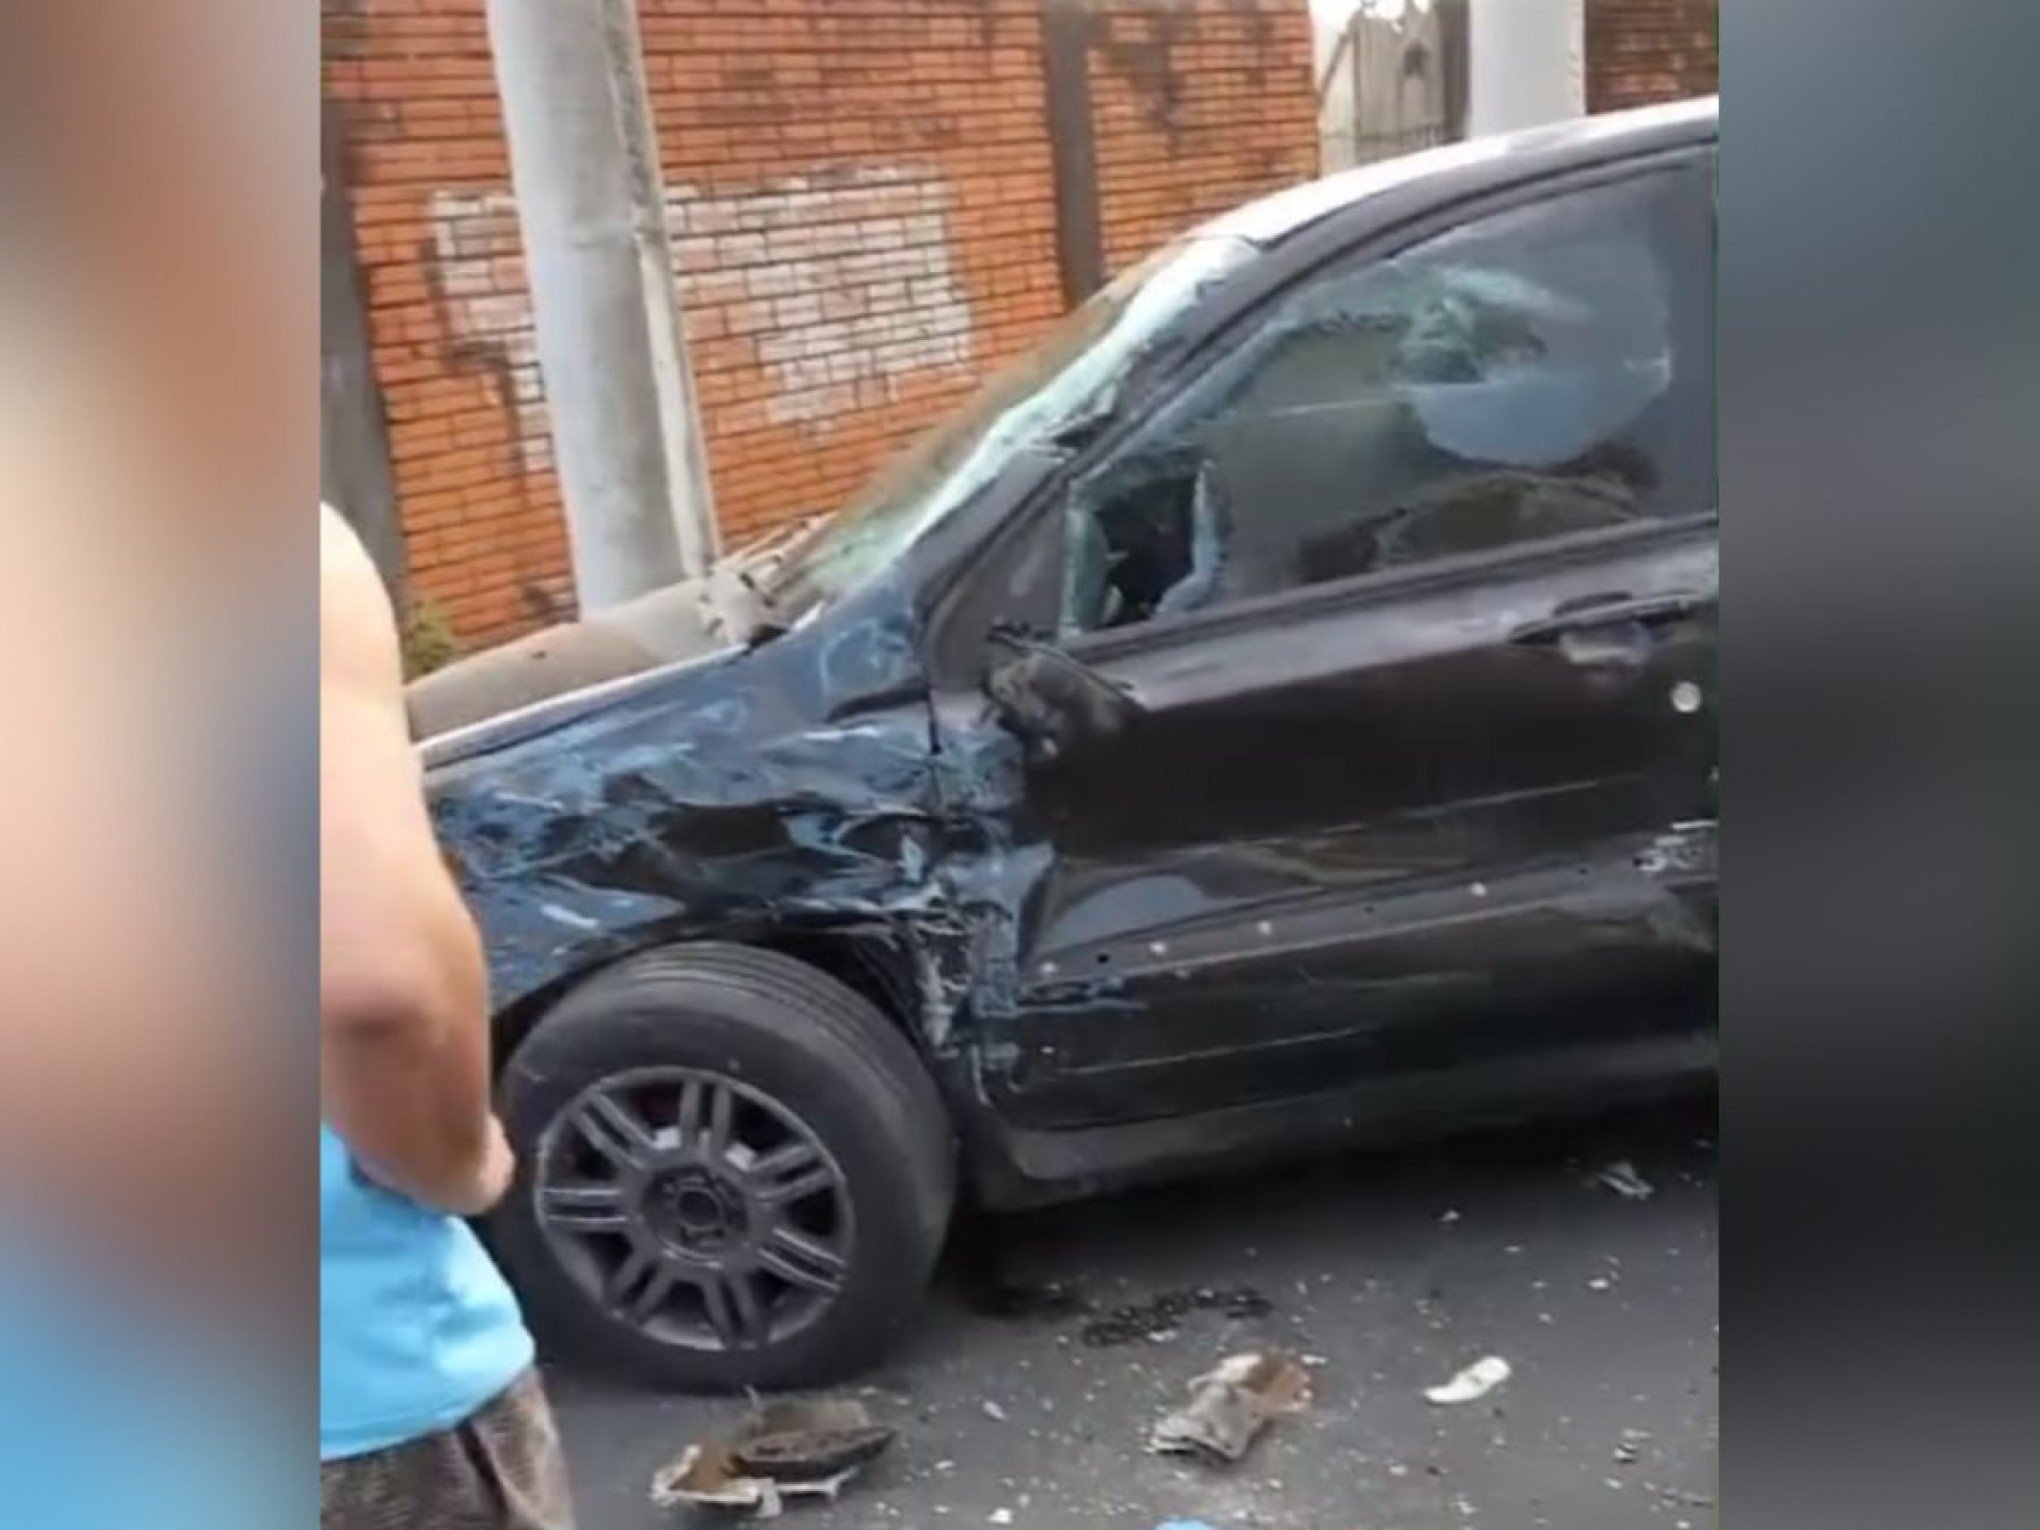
left=492, top=944, right=955, bottom=1390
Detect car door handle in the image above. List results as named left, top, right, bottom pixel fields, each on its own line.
left=1507, top=591, right=1708, bottom=645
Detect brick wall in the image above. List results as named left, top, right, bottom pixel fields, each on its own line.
left=1585, top=0, right=1718, bottom=113
left=322, top=0, right=1318, bottom=648
left=1086, top=1, right=1318, bottom=274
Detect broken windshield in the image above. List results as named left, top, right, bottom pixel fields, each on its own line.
left=763, top=233, right=1257, bottom=619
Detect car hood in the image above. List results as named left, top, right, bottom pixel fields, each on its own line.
left=409, top=515, right=837, bottom=763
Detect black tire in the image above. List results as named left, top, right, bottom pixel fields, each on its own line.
left=492, top=942, right=955, bottom=1391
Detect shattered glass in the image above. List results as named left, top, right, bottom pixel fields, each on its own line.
left=764, top=234, right=1256, bottom=621
left=1061, top=168, right=1713, bottom=635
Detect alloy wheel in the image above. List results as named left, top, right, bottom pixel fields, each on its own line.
left=532, top=1066, right=854, bottom=1353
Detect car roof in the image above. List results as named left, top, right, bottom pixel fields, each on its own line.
left=1197, top=96, right=1717, bottom=249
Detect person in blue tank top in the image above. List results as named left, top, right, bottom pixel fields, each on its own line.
left=321, top=505, right=574, bottom=1528
left=0, top=315, right=296, bottom=1530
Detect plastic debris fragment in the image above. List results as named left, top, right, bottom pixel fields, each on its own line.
left=1595, top=1160, right=1656, bottom=1200
left=1424, top=1356, right=1511, bottom=1405
left=650, top=1399, right=894, bottom=1518
left=1150, top=1351, right=1312, bottom=1463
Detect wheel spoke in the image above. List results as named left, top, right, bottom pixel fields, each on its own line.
left=700, top=1268, right=770, bottom=1349
left=537, top=1182, right=627, bottom=1234
left=675, top=1077, right=705, bottom=1149
left=571, top=1092, right=654, bottom=1170
left=749, top=1141, right=833, bottom=1206
left=605, top=1244, right=679, bottom=1324
left=704, top=1083, right=735, bottom=1163
left=757, top=1224, right=847, bottom=1294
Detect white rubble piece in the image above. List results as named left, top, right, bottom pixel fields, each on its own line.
left=1595, top=1160, right=1656, bottom=1200
left=1424, top=1355, right=1512, bottom=1405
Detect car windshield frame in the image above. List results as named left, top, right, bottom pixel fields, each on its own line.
left=761, top=232, right=1258, bottom=621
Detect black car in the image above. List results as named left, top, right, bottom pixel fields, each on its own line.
left=419, top=97, right=1719, bottom=1391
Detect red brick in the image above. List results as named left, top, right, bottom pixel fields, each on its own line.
left=326, top=0, right=1320, bottom=646
left=1585, top=0, right=1718, bottom=111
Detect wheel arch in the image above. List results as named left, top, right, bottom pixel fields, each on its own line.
left=491, top=922, right=943, bottom=1075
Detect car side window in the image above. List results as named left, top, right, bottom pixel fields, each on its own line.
left=1059, top=163, right=1717, bottom=637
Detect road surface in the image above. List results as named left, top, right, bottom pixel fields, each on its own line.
left=550, top=1099, right=1717, bottom=1529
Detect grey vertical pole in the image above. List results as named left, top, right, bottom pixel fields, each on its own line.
left=1467, top=0, right=1584, bottom=138
left=1349, top=10, right=1364, bottom=159
left=1437, top=0, right=1471, bottom=143
left=1042, top=0, right=1105, bottom=309
left=484, top=0, right=717, bottom=611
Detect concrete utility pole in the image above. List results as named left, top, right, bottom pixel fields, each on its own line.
left=1467, top=0, right=1584, bottom=137
left=485, top=0, right=718, bottom=611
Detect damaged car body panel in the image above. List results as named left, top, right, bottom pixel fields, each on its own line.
left=423, top=99, right=1718, bottom=1210
left=427, top=576, right=955, bottom=1023
left=936, top=534, right=1718, bottom=1138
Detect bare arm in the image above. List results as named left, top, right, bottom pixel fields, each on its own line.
left=320, top=505, right=512, bottom=1215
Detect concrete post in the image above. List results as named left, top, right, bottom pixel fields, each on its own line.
left=1467, top=0, right=1584, bottom=138
left=484, top=0, right=718, bottom=612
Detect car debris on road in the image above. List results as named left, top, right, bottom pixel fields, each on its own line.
left=1594, top=1160, right=1657, bottom=1200
left=1150, top=1350, right=1312, bottom=1464
left=650, top=1399, right=895, bottom=1518
left=1424, top=1355, right=1512, bottom=1405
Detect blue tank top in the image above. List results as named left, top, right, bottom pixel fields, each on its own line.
left=319, top=1124, right=535, bottom=1459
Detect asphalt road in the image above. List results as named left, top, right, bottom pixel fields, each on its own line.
left=549, top=1098, right=1717, bottom=1530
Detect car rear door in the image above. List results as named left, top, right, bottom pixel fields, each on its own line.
left=935, top=151, right=1717, bottom=1132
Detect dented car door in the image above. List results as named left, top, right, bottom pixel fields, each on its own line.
left=949, top=154, right=1718, bottom=1130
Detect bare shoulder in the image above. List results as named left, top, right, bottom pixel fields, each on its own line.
left=320, top=504, right=403, bottom=705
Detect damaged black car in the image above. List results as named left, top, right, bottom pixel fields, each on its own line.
left=413, top=98, right=1719, bottom=1390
